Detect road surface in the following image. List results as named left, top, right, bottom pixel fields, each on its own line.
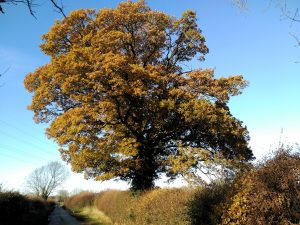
left=49, top=205, right=82, bottom=225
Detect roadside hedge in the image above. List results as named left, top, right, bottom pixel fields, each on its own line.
left=0, top=191, right=54, bottom=225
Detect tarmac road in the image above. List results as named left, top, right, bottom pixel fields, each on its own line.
left=48, top=205, right=82, bottom=225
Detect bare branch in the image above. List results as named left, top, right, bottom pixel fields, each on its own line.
left=50, top=0, right=66, bottom=18
left=25, top=161, right=69, bottom=200
left=25, top=0, right=36, bottom=19
left=0, top=67, right=9, bottom=86
left=0, top=66, right=9, bottom=75
left=230, top=0, right=247, bottom=10
left=0, top=0, right=66, bottom=18
left=281, top=2, right=300, bottom=26
left=290, top=32, right=300, bottom=46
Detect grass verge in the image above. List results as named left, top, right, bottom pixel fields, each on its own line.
left=67, top=206, right=112, bottom=225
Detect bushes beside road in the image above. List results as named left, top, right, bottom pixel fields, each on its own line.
left=64, top=147, right=300, bottom=225
left=65, top=188, right=194, bottom=225
left=0, top=191, right=55, bottom=225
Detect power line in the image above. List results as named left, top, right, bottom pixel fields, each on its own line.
left=0, top=144, right=53, bottom=162
left=0, top=119, right=55, bottom=148
left=0, top=129, right=57, bottom=157
left=0, top=150, right=40, bottom=166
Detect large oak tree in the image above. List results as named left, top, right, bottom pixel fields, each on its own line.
left=25, top=0, right=253, bottom=191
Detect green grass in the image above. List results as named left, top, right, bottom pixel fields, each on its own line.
left=68, top=207, right=112, bottom=225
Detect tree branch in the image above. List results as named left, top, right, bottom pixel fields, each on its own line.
left=0, top=0, right=66, bottom=18
left=50, top=0, right=66, bottom=18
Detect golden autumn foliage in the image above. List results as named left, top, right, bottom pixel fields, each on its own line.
left=25, top=0, right=253, bottom=191
left=65, top=188, right=194, bottom=225
left=221, top=147, right=300, bottom=225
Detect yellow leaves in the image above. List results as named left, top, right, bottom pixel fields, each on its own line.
left=178, top=99, right=214, bottom=123
left=132, top=80, right=146, bottom=96
left=96, top=172, right=116, bottom=181
left=129, top=64, right=147, bottom=76
left=169, top=87, right=191, bottom=98
left=167, top=142, right=238, bottom=186
left=24, top=0, right=252, bottom=189
left=41, top=9, right=95, bottom=57
left=215, top=75, right=248, bottom=99
left=160, top=99, right=176, bottom=110
left=24, top=71, right=40, bottom=93
left=100, top=52, right=129, bottom=74
left=184, top=69, right=247, bottom=103
left=220, top=149, right=300, bottom=225
left=118, top=138, right=140, bottom=157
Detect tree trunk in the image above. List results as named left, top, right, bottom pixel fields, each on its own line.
left=130, top=146, right=158, bottom=191
left=41, top=193, right=48, bottom=200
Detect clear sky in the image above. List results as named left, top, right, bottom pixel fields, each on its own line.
left=0, top=0, right=299, bottom=192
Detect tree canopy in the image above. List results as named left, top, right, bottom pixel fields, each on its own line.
left=24, top=0, right=253, bottom=191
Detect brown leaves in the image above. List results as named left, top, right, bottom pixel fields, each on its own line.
left=186, top=69, right=248, bottom=103
left=221, top=147, right=300, bottom=225
left=24, top=0, right=252, bottom=190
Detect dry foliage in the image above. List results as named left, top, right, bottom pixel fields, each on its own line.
left=65, top=188, right=194, bottom=225
left=221, top=147, right=300, bottom=225
left=188, top=182, right=231, bottom=225
left=64, top=191, right=95, bottom=210
left=0, top=191, right=53, bottom=225
left=133, top=188, right=193, bottom=225
left=63, top=154, right=300, bottom=225
left=94, top=190, right=134, bottom=225
left=25, top=0, right=252, bottom=191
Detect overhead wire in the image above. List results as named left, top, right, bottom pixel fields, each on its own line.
left=0, top=143, right=53, bottom=162
left=0, top=119, right=55, bottom=148
left=0, top=129, right=57, bottom=158
left=0, top=150, right=40, bottom=166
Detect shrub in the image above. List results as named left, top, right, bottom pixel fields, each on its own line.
left=94, top=188, right=194, bottom=225
left=0, top=192, right=27, bottom=225
left=64, top=191, right=95, bottom=210
left=65, top=188, right=195, bottom=225
left=134, top=188, right=193, bottom=225
left=221, top=147, right=300, bottom=225
left=187, top=182, right=231, bottom=225
left=94, top=190, right=133, bottom=224
left=0, top=191, right=50, bottom=225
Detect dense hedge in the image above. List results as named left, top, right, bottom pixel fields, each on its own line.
left=220, top=149, right=300, bottom=225
left=0, top=191, right=55, bottom=225
left=65, top=188, right=194, bottom=225
left=64, top=191, right=95, bottom=210
left=64, top=148, right=300, bottom=225
left=188, top=182, right=230, bottom=225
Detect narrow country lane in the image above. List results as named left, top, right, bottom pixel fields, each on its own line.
left=49, top=205, right=82, bottom=225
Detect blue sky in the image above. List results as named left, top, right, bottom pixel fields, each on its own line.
left=0, top=0, right=299, bottom=192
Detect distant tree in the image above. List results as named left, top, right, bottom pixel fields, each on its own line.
left=25, top=161, right=69, bottom=200
left=70, top=188, right=84, bottom=196
left=24, top=0, right=253, bottom=191
left=56, top=189, right=69, bottom=202
left=0, top=0, right=66, bottom=18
